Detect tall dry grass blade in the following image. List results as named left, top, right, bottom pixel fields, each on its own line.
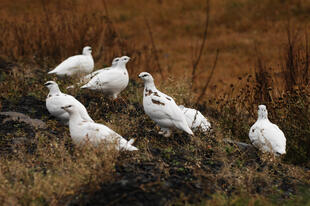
left=253, top=45, right=273, bottom=104
left=303, top=29, right=309, bottom=85
left=144, top=16, right=164, bottom=79
left=191, top=0, right=210, bottom=89
left=195, top=48, right=219, bottom=104
left=281, top=22, right=310, bottom=91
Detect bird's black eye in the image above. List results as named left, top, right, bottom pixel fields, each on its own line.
left=143, top=74, right=148, bottom=77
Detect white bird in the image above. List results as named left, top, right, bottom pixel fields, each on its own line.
left=138, top=72, right=193, bottom=137
left=67, top=57, right=120, bottom=89
left=178, top=105, right=211, bottom=132
left=45, top=81, right=94, bottom=124
left=80, top=56, right=130, bottom=99
left=48, top=46, right=94, bottom=77
left=61, top=104, right=138, bottom=151
left=80, top=57, right=120, bottom=83
left=249, top=105, right=286, bottom=155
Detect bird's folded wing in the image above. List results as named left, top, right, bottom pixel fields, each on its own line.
left=54, top=56, right=81, bottom=72
left=249, top=125, right=259, bottom=142
left=86, top=69, right=123, bottom=87
left=149, top=91, right=185, bottom=122
left=82, top=66, right=112, bottom=81
left=85, top=123, right=119, bottom=139
left=265, top=124, right=286, bottom=146
left=47, top=95, right=72, bottom=113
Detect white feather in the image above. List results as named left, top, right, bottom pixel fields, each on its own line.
left=138, top=72, right=193, bottom=137
left=249, top=105, right=286, bottom=155
left=45, top=81, right=93, bottom=124
left=179, top=105, right=211, bottom=132
left=62, top=104, right=138, bottom=151
left=48, top=46, right=94, bottom=77
left=81, top=57, right=120, bottom=83
left=67, top=57, right=120, bottom=89
left=80, top=56, right=130, bottom=99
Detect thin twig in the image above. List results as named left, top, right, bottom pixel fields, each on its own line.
left=196, top=49, right=219, bottom=104
left=144, top=16, right=164, bottom=78
left=191, top=0, right=210, bottom=88
left=304, top=29, right=309, bottom=84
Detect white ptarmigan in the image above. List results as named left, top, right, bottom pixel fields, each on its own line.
left=178, top=105, right=211, bottom=133
left=45, top=81, right=94, bottom=124
left=80, top=57, right=120, bottom=83
left=138, top=72, right=193, bottom=137
left=67, top=57, right=121, bottom=89
left=61, top=104, right=138, bottom=151
left=249, top=105, right=286, bottom=155
left=80, top=56, right=130, bottom=99
left=48, top=46, right=94, bottom=77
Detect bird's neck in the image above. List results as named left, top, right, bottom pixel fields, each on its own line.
left=49, top=86, right=61, bottom=95
left=117, top=63, right=127, bottom=70
left=69, top=112, right=83, bottom=126
left=144, top=81, right=156, bottom=91
left=258, top=114, right=268, bottom=120
left=83, top=52, right=92, bottom=56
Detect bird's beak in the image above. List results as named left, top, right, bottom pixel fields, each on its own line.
left=61, top=105, right=70, bottom=110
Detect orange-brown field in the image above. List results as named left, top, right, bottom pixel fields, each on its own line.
left=1, top=0, right=309, bottom=97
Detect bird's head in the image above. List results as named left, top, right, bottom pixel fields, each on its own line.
left=82, top=46, right=92, bottom=55
left=111, top=57, right=120, bottom=67
left=61, top=104, right=76, bottom=114
left=44, top=81, right=58, bottom=90
left=138, top=72, right=154, bottom=83
left=258, top=105, right=268, bottom=119
left=119, top=56, right=130, bottom=64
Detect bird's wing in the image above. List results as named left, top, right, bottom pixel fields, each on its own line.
left=196, top=111, right=211, bottom=130
left=181, top=107, right=195, bottom=128
left=249, top=123, right=263, bottom=148
left=83, top=122, right=121, bottom=144
left=82, top=66, right=113, bottom=81
left=46, top=93, right=74, bottom=111
left=85, top=123, right=137, bottom=150
left=146, top=90, right=185, bottom=123
left=46, top=94, right=73, bottom=116
left=82, top=69, right=123, bottom=89
left=185, top=108, right=202, bottom=127
left=82, top=69, right=104, bottom=82
left=49, top=55, right=82, bottom=74
left=262, top=123, right=286, bottom=153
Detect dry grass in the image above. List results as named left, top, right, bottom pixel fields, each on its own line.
left=1, top=66, right=309, bottom=205
left=0, top=135, right=118, bottom=205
